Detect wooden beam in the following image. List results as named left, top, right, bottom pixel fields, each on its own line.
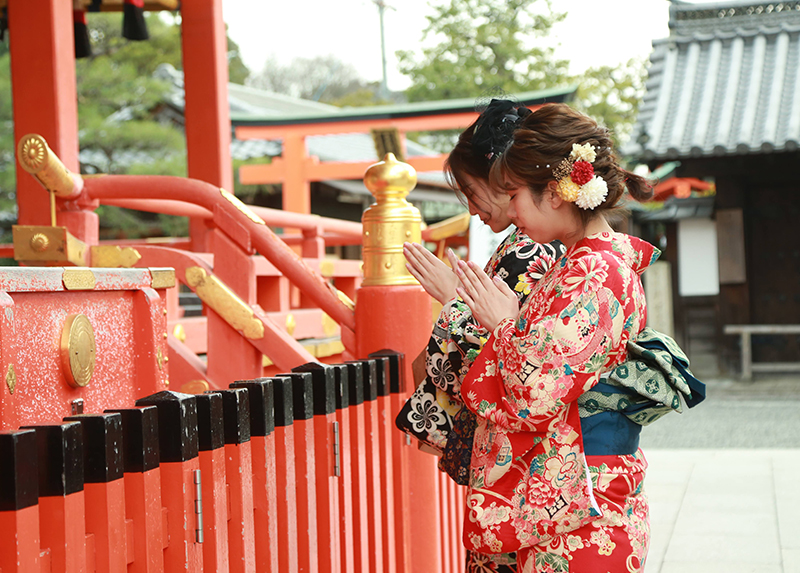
left=235, top=112, right=482, bottom=140
left=240, top=155, right=448, bottom=185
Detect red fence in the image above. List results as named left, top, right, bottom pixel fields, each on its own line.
left=0, top=354, right=467, bottom=573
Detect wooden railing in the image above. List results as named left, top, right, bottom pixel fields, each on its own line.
left=0, top=355, right=466, bottom=573
left=5, top=134, right=469, bottom=573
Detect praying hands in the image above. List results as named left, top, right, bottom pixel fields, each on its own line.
left=455, top=259, right=519, bottom=332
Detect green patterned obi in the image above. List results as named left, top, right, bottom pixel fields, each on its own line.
left=578, top=327, right=706, bottom=455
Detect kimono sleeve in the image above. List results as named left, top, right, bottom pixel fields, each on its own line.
left=463, top=251, right=633, bottom=432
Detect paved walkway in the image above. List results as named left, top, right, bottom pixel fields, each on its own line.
left=641, top=375, right=800, bottom=572
left=644, top=449, right=800, bottom=572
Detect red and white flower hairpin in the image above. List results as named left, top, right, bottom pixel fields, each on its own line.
left=553, top=143, right=608, bottom=210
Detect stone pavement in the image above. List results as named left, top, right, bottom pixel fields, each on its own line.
left=640, top=375, right=800, bottom=572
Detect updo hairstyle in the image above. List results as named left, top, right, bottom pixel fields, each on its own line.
left=445, top=99, right=531, bottom=206
left=490, top=103, right=653, bottom=225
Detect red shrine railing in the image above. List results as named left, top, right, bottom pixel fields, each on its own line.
left=0, top=134, right=469, bottom=573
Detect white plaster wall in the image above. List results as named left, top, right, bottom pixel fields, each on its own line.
left=643, top=260, right=675, bottom=337
left=677, top=218, right=720, bottom=297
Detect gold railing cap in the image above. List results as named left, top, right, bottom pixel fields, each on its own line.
left=363, top=153, right=417, bottom=198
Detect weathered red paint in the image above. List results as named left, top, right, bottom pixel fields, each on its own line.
left=250, top=433, right=280, bottom=572
left=312, top=411, right=342, bottom=573
left=198, top=447, right=229, bottom=573
left=38, top=492, right=87, bottom=573
left=377, top=392, right=397, bottom=573
left=272, top=424, right=299, bottom=572
left=159, top=461, right=204, bottom=571
left=181, top=0, right=233, bottom=252
left=224, top=440, right=257, bottom=573
left=293, top=415, right=320, bottom=573
left=347, top=396, right=370, bottom=573
left=0, top=505, right=41, bottom=573
left=123, top=469, right=165, bottom=573
left=355, top=285, right=438, bottom=573
left=335, top=405, right=355, bottom=573
left=363, top=394, right=385, bottom=573
left=0, top=269, right=168, bottom=430
left=8, top=0, right=79, bottom=230
left=83, top=479, right=128, bottom=573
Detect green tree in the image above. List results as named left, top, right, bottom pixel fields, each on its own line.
left=0, top=13, right=251, bottom=242
left=397, top=0, right=647, bottom=149
left=78, top=13, right=188, bottom=239
left=0, top=49, right=16, bottom=243
left=573, top=58, right=647, bottom=148
left=397, top=0, right=570, bottom=102
left=248, top=54, right=390, bottom=106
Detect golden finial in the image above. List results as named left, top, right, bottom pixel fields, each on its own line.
left=361, top=153, right=422, bottom=286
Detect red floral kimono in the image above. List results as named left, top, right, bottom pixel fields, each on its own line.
left=460, top=232, right=659, bottom=573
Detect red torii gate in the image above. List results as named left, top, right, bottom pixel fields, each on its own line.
left=233, top=88, right=575, bottom=216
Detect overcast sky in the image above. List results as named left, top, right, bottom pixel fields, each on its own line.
left=222, top=0, right=687, bottom=90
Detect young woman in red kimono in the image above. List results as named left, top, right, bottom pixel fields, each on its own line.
left=454, top=103, right=658, bottom=573
left=400, top=99, right=566, bottom=572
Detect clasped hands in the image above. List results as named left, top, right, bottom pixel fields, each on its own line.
left=403, top=242, right=518, bottom=332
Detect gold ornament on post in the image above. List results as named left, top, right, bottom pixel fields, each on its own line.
left=361, top=153, right=422, bottom=286
left=60, top=314, right=96, bottom=388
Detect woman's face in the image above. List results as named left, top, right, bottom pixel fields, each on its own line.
left=505, top=185, right=566, bottom=244
left=461, top=175, right=513, bottom=233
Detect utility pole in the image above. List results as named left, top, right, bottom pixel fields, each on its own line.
left=374, top=0, right=393, bottom=100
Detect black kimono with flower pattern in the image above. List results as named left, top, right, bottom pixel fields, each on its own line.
left=399, top=229, right=565, bottom=482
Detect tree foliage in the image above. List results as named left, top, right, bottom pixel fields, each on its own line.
left=397, top=0, right=647, bottom=147
left=0, top=13, right=253, bottom=241
left=248, top=54, right=390, bottom=106
left=572, top=58, right=647, bottom=148
left=0, top=50, right=15, bottom=242
left=397, top=0, right=570, bottom=101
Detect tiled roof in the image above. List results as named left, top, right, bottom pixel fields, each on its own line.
left=627, top=0, right=800, bottom=161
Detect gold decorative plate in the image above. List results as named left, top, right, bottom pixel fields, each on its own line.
left=60, top=314, right=96, bottom=388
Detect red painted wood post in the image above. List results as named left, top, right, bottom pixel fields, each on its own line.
left=270, top=376, right=299, bottom=573
left=0, top=429, right=41, bottom=573
left=63, top=413, right=127, bottom=573
left=215, top=388, right=256, bottom=573
left=282, top=372, right=320, bottom=573
left=135, top=392, right=203, bottom=573
left=356, top=287, right=438, bottom=573
left=106, top=406, right=165, bottom=573
left=369, top=356, right=398, bottom=573
left=20, top=422, right=86, bottom=573
left=194, top=393, right=230, bottom=573
left=369, top=350, right=408, bottom=572
left=180, top=0, right=233, bottom=251
left=328, top=365, right=355, bottom=573
left=229, top=379, right=279, bottom=572
left=342, top=362, right=370, bottom=572
left=292, top=363, right=341, bottom=573
left=8, top=0, right=80, bottom=230
left=349, top=360, right=385, bottom=573
left=356, top=154, right=438, bottom=572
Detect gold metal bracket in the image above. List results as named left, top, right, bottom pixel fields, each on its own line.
left=90, top=245, right=142, bottom=268
left=63, top=269, right=96, bottom=290
left=5, top=364, right=16, bottom=394
left=150, top=268, right=176, bottom=290
left=184, top=267, right=264, bottom=339
left=13, top=225, right=89, bottom=266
